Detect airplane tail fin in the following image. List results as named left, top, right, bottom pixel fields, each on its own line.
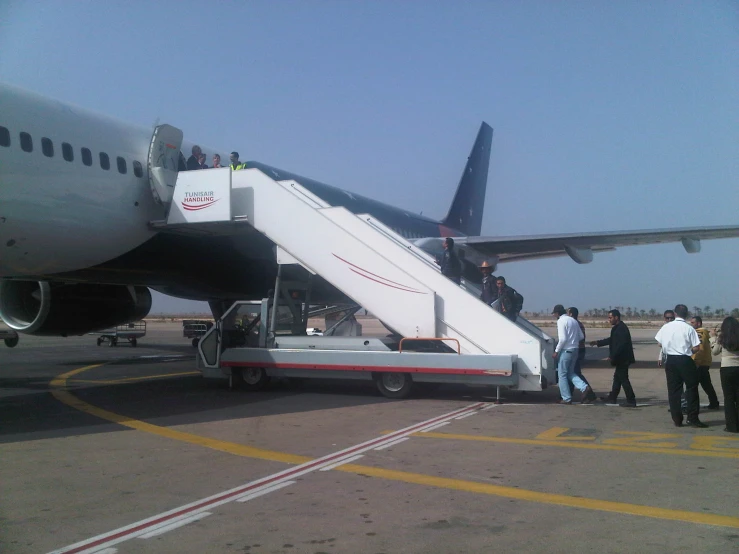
left=441, top=122, right=493, bottom=236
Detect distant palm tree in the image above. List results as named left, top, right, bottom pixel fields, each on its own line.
left=649, top=308, right=657, bottom=317
left=693, top=306, right=702, bottom=316
left=703, top=306, right=712, bottom=318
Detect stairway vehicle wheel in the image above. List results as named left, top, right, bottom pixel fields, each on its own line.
left=375, top=372, right=413, bottom=399
left=192, top=338, right=199, bottom=348
left=5, top=336, right=19, bottom=348
left=131, top=338, right=137, bottom=347
left=96, top=337, right=103, bottom=346
left=238, top=367, right=270, bottom=391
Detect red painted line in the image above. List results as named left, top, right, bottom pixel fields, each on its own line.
left=347, top=267, right=426, bottom=294
left=182, top=199, right=220, bottom=211
left=220, top=360, right=511, bottom=376
left=53, top=402, right=484, bottom=553
left=333, top=253, right=424, bottom=292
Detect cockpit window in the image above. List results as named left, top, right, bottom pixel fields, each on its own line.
left=81, top=147, right=92, bottom=166
left=41, top=137, right=54, bottom=157
left=133, top=160, right=143, bottom=178
left=0, top=126, right=9, bottom=147
left=117, top=156, right=127, bottom=174
left=99, top=152, right=110, bottom=170
left=20, top=132, right=33, bottom=152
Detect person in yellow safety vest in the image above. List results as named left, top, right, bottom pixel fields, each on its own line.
left=229, top=151, right=247, bottom=170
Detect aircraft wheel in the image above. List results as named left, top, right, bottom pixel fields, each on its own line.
left=4, top=336, right=19, bottom=348
left=96, top=337, right=103, bottom=346
left=192, top=338, right=199, bottom=348
left=375, top=372, right=413, bottom=399
left=238, top=367, right=270, bottom=391
left=131, top=338, right=137, bottom=347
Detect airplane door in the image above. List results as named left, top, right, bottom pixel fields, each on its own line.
left=148, top=124, right=183, bottom=206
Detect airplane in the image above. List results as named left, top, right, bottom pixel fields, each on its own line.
left=1, top=82, right=738, bottom=337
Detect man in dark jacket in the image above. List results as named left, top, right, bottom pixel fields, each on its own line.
left=590, top=309, right=637, bottom=407
left=491, top=276, right=523, bottom=321
left=479, top=261, right=496, bottom=305
left=438, top=237, right=462, bottom=284
left=186, top=145, right=203, bottom=170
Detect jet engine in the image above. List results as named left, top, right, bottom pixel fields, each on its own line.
left=0, top=281, right=152, bottom=336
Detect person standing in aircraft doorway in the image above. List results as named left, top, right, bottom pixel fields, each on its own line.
left=437, top=237, right=462, bottom=285
left=187, top=145, right=203, bottom=170
left=212, top=153, right=222, bottom=168
left=230, top=151, right=247, bottom=171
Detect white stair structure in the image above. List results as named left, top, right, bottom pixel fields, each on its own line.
left=157, top=167, right=555, bottom=392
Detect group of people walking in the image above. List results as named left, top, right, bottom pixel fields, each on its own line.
left=437, top=238, right=524, bottom=321
left=551, top=302, right=739, bottom=433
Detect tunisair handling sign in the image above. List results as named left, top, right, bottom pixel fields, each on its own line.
left=182, top=190, right=219, bottom=211
left=167, top=168, right=232, bottom=225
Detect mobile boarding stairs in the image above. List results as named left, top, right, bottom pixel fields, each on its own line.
left=150, top=164, right=555, bottom=399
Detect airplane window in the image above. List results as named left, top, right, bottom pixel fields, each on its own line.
left=81, top=147, right=92, bottom=166
left=117, top=156, right=127, bottom=174
left=41, top=137, right=54, bottom=157
left=133, top=160, right=143, bottom=178
left=99, top=152, right=110, bottom=170
left=20, top=132, right=33, bottom=152
left=0, top=126, right=9, bottom=147
left=62, top=142, right=74, bottom=162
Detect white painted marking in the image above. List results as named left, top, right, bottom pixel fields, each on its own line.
left=48, top=401, right=484, bottom=554
left=235, top=481, right=296, bottom=502
left=480, top=404, right=497, bottom=411
left=420, top=421, right=451, bottom=433
left=138, top=512, right=211, bottom=539
left=79, top=549, right=117, bottom=554
left=374, top=437, right=410, bottom=451
left=454, top=411, right=478, bottom=420
left=319, top=454, right=364, bottom=471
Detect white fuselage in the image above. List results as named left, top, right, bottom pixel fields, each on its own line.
left=0, top=83, right=215, bottom=278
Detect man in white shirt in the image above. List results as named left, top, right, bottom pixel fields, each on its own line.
left=552, top=304, right=595, bottom=404
left=655, top=304, right=706, bottom=428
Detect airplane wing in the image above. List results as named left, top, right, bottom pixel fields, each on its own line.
left=454, top=225, right=739, bottom=264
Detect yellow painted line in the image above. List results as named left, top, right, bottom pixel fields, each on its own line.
left=48, top=365, right=739, bottom=529
left=69, top=371, right=200, bottom=385
left=413, top=431, right=739, bottom=459
left=52, top=365, right=308, bottom=464
left=535, top=426, right=596, bottom=441
left=336, top=463, right=739, bottom=528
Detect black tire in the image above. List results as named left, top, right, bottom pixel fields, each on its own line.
left=4, top=336, right=19, bottom=348
left=131, top=338, right=137, bottom=347
left=96, top=337, right=103, bottom=346
left=192, top=338, right=199, bottom=348
left=238, top=367, right=270, bottom=391
left=375, top=372, right=413, bottom=399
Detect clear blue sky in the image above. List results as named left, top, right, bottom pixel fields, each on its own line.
left=1, top=1, right=737, bottom=314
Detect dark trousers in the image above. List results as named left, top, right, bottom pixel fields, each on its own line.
left=720, top=366, right=739, bottom=432
left=570, top=353, right=589, bottom=387
left=665, top=355, right=699, bottom=422
left=696, top=365, right=719, bottom=407
left=608, top=362, right=635, bottom=403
